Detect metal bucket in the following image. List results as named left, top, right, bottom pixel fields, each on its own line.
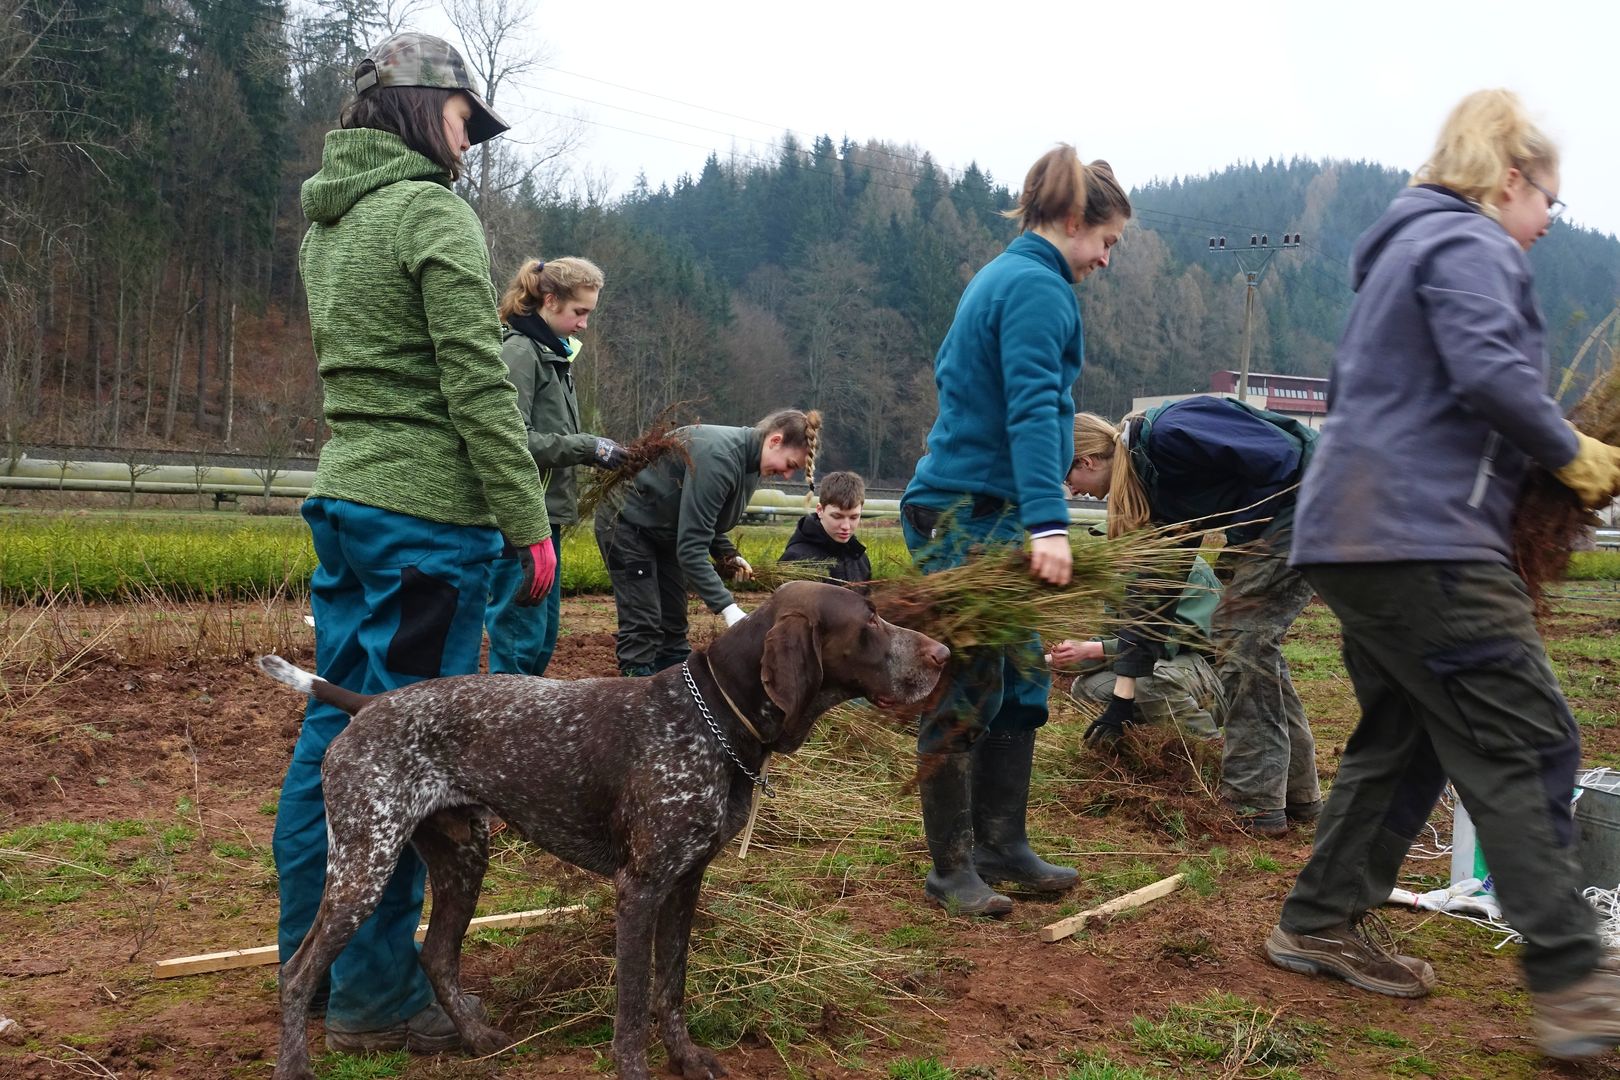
left=1575, top=768, right=1620, bottom=890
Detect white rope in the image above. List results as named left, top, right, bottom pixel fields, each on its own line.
left=1386, top=775, right=1620, bottom=948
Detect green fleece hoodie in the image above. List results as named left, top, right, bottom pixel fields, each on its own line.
left=299, top=128, right=548, bottom=544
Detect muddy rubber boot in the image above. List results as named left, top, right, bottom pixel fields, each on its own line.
left=970, top=728, right=1078, bottom=892
left=918, top=752, right=1012, bottom=917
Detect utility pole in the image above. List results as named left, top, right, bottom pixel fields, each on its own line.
left=1207, top=232, right=1301, bottom=403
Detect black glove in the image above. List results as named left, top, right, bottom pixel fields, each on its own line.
left=1084, top=694, right=1137, bottom=747
left=592, top=437, right=628, bottom=470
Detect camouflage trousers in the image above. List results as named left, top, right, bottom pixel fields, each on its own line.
left=1073, top=650, right=1224, bottom=739
left=1213, top=526, right=1319, bottom=812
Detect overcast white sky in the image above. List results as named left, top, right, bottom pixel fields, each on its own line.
left=424, top=0, right=1619, bottom=238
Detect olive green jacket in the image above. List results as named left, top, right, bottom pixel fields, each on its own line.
left=501, top=327, right=598, bottom=526
left=611, top=425, right=763, bottom=612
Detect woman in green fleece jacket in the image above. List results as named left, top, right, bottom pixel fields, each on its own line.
left=595, top=409, right=821, bottom=676
left=485, top=256, right=627, bottom=677
left=272, top=32, right=554, bottom=1056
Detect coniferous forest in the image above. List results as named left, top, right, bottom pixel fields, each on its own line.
left=7, top=1, right=1620, bottom=482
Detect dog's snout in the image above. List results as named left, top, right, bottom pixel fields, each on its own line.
left=924, top=641, right=949, bottom=668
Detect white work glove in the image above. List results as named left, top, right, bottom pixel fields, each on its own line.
left=721, top=603, right=747, bottom=627
left=731, top=555, right=754, bottom=581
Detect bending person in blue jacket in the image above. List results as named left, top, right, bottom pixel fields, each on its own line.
left=1069, top=398, right=1319, bottom=837
left=900, top=144, right=1131, bottom=917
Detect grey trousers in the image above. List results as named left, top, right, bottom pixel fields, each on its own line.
left=1074, top=650, right=1223, bottom=738
left=1280, top=561, right=1599, bottom=993
left=1213, top=526, right=1319, bottom=811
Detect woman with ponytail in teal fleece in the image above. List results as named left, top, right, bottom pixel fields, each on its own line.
left=899, top=145, right=1131, bottom=917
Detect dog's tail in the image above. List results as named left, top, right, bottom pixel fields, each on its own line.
left=256, top=655, right=374, bottom=716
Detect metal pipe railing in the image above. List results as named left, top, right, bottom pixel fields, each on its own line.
left=0, top=456, right=1111, bottom=524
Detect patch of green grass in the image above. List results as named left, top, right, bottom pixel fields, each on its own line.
left=211, top=841, right=255, bottom=860
left=0, top=514, right=917, bottom=601
left=888, top=1058, right=956, bottom=1080
left=1248, top=853, right=1282, bottom=872
left=1178, top=848, right=1226, bottom=897
left=1392, top=1053, right=1441, bottom=1076
left=258, top=799, right=279, bottom=817
left=314, top=1049, right=411, bottom=1078
left=1360, top=1026, right=1410, bottom=1049
left=557, top=1019, right=615, bottom=1048
left=1131, top=992, right=1321, bottom=1077
left=1058, top=1047, right=1158, bottom=1080
left=883, top=923, right=939, bottom=949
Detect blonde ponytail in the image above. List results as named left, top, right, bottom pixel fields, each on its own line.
left=1074, top=412, right=1152, bottom=539
left=498, top=256, right=606, bottom=322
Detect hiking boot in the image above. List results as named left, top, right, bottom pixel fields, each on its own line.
left=1532, top=953, right=1620, bottom=1059
left=918, top=751, right=1013, bottom=917
left=1285, top=800, right=1322, bottom=825
left=1223, top=799, right=1287, bottom=838
left=1265, top=917, right=1435, bottom=998
left=971, top=728, right=1078, bottom=893
left=325, top=998, right=480, bottom=1055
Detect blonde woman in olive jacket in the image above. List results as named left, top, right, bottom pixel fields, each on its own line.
left=486, top=257, right=627, bottom=676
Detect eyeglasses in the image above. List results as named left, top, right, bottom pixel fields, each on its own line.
left=1527, top=176, right=1566, bottom=224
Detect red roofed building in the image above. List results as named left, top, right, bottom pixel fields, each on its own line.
left=1130, top=370, right=1329, bottom=429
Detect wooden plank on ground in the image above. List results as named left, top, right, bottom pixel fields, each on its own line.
left=1038, top=873, right=1184, bottom=943
left=151, top=905, right=586, bottom=979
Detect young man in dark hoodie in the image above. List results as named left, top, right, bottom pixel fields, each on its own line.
left=779, top=471, right=872, bottom=583
left=1266, top=89, right=1620, bottom=1056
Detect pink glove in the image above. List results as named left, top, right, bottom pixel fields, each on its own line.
left=515, top=538, right=557, bottom=606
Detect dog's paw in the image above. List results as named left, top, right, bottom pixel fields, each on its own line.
left=465, top=1025, right=512, bottom=1057
left=667, top=1045, right=727, bottom=1079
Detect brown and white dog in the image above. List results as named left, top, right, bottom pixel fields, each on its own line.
left=259, top=581, right=948, bottom=1080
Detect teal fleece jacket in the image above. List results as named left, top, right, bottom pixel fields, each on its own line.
left=299, top=128, right=549, bottom=544
left=905, top=232, right=1082, bottom=531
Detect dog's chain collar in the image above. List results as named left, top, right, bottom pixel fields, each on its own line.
left=681, top=662, right=774, bottom=797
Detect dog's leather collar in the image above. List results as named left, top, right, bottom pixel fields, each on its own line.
left=699, top=653, right=765, bottom=745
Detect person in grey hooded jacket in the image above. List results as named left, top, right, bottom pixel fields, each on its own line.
left=1264, top=89, right=1620, bottom=1060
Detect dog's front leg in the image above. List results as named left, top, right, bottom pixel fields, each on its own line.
left=612, top=869, right=662, bottom=1080
left=654, top=867, right=725, bottom=1079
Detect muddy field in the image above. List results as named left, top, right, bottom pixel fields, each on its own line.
left=4, top=591, right=1620, bottom=1079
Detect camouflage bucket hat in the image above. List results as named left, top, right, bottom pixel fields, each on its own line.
left=354, top=32, right=510, bottom=146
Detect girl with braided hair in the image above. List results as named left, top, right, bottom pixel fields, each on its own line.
left=595, top=409, right=820, bottom=676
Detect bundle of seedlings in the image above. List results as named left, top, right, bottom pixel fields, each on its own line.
left=1512, top=365, right=1620, bottom=615
left=574, top=402, right=696, bottom=526
left=758, top=523, right=1204, bottom=660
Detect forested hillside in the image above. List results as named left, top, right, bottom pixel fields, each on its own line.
left=7, top=0, right=1620, bottom=482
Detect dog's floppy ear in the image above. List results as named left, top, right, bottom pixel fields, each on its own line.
left=761, top=611, right=822, bottom=724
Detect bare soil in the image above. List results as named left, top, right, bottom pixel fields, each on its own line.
left=3, top=595, right=1619, bottom=1079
